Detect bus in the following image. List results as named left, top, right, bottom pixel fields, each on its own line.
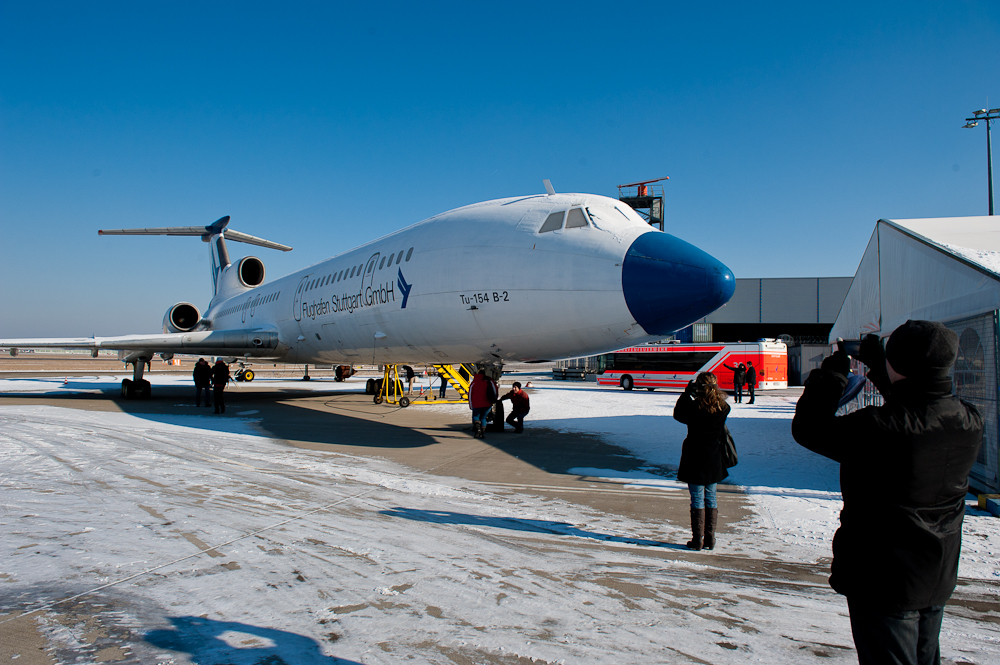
left=596, top=341, right=788, bottom=391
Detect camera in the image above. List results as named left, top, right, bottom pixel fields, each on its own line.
left=836, top=338, right=862, bottom=359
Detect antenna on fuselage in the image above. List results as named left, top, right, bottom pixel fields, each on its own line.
left=543, top=179, right=555, bottom=196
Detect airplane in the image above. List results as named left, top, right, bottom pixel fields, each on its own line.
left=0, top=182, right=736, bottom=399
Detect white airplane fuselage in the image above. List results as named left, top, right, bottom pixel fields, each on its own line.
left=202, top=192, right=734, bottom=365
left=1, top=191, right=736, bottom=386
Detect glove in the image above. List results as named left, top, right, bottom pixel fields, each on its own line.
left=820, top=349, right=850, bottom=378
left=856, top=333, right=885, bottom=369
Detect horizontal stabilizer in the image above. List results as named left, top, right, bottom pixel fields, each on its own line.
left=99, top=216, right=292, bottom=251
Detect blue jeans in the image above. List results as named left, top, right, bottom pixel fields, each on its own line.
left=688, top=483, right=717, bottom=509
left=471, top=406, right=490, bottom=427
left=847, top=600, right=944, bottom=665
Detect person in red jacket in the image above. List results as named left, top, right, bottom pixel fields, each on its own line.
left=500, top=382, right=530, bottom=433
left=468, top=369, right=497, bottom=439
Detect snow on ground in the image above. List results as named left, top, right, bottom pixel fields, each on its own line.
left=431, top=377, right=999, bottom=581
left=1, top=375, right=998, bottom=664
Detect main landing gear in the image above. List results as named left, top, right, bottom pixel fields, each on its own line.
left=120, top=357, right=152, bottom=400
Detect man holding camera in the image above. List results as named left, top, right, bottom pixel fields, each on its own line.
left=792, top=320, right=983, bottom=665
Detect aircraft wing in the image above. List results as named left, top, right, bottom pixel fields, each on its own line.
left=1, top=329, right=283, bottom=358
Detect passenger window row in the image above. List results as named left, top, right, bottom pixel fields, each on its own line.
left=538, top=207, right=591, bottom=233
left=221, top=290, right=280, bottom=317
left=304, top=246, right=414, bottom=292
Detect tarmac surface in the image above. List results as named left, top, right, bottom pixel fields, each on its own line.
left=1, top=356, right=996, bottom=664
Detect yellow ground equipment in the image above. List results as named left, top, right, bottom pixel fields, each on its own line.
left=369, top=363, right=476, bottom=407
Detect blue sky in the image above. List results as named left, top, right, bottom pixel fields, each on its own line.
left=2, top=1, right=998, bottom=336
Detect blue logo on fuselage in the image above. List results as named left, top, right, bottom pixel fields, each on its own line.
left=397, top=269, right=412, bottom=309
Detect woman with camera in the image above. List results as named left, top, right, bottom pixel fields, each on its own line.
left=673, top=372, right=731, bottom=550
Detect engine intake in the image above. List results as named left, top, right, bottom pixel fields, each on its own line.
left=163, top=302, right=201, bottom=333
left=238, top=257, right=265, bottom=287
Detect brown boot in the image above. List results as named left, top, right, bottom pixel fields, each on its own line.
left=686, top=508, right=705, bottom=550
left=704, top=508, right=719, bottom=550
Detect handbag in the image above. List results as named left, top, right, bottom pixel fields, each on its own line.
left=722, top=426, right=738, bottom=468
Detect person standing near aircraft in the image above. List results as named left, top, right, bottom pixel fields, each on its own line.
left=212, top=359, right=230, bottom=414
left=723, top=362, right=746, bottom=403
left=468, top=369, right=497, bottom=439
left=673, top=372, right=730, bottom=551
left=193, top=358, right=212, bottom=408
left=438, top=371, right=448, bottom=399
left=402, top=365, right=416, bottom=395
left=745, top=361, right=757, bottom=404
left=792, top=321, right=983, bottom=664
left=500, top=382, right=530, bottom=433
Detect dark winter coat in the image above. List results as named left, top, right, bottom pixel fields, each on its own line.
left=193, top=362, right=212, bottom=387
left=723, top=364, right=746, bottom=388
left=792, top=369, right=983, bottom=611
left=500, top=388, right=530, bottom=414
left=745, top=365, right=757, bottom=387
left=673, top=387, right=731, bottom=486
left=211, top=362, right=230, bottom=388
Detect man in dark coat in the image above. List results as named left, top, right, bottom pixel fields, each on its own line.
left=193, top=358, right=212, bottom=407
left=212, top=359, right=231, bottom=414
left=792, top=320, right=982, bottom=664
left=745, top=361, right=757, bottom=404
left=723, top=362, right=746, bottom=403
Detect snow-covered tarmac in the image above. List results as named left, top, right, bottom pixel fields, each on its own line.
left=1, top=375, right=997, bottom=664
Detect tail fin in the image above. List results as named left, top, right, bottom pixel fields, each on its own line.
left=99, top=216, right=292, bottom=294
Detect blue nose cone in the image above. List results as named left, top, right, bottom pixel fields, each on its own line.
left=622, top=231, right=736, bottom=336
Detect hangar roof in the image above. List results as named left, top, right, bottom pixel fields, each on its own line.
left=830, top=216, right=1000, bottom=341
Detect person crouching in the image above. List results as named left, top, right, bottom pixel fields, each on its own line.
left=500, top=382, right=530, bottom=433
left=673, top=372, right=731, bottom=550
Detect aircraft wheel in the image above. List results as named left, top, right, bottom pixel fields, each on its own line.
left=243, top=370, right=254, bottom=382
left=141, top=380, right=152, bottom=399
left=621, top=375, right=633, bottom=391
left=373, top=395, right=383, bottom=405
left=121, top=379, right=132, bottom=398
left=399, top=397, right=410, bottom=408
left=365, top=378, right=376, bottom=394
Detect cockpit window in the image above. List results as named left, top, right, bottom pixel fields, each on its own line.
left=538, top=211, right=565, bottom=233
left=565, top=207, right=589, bottom=228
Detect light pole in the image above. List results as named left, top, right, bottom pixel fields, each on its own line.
left=964, top=108, right=999, bottom=215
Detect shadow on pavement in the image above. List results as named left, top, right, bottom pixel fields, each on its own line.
left=145, top=616, right=358, bottom=664
left=379, top=507, right=687, bottom=549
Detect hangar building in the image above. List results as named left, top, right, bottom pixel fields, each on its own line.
left=682, top=277, right=853, bottom=345
left=831, top=216, right=1000, bottom=494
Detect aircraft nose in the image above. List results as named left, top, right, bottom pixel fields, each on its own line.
left=622, top=231, right=736, bottom=336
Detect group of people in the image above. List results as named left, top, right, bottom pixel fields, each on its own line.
left=722, top=360, right=757, bottom=403
left=192, top=358, right=230, bottom=413
left=467, top=369, right=530, bottom=438
left=188, top=323, right=983, bottom=663
left=674, top=320, right=983, bottom=664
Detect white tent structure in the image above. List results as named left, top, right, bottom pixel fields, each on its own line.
left=831, top=216, right=1000, bottom=494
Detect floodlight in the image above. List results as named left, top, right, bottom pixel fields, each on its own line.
left=964, top=121, right=979, bottom=128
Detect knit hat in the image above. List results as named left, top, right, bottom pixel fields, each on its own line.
left=885, top=320, right=958, bottom=379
